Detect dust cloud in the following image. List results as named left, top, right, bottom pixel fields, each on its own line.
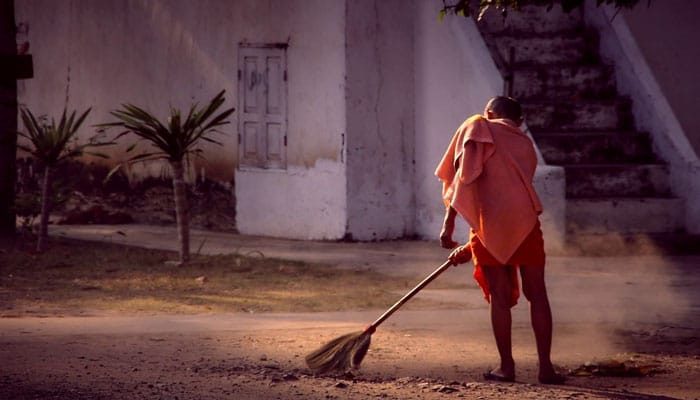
left=547, top=246, right=699, bottom=358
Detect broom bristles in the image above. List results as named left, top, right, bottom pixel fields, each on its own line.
left=305, top=330, right=372, bottom=374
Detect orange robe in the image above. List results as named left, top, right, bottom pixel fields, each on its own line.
left=435, top=115, right=544, bottom=306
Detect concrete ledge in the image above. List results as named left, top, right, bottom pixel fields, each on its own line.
left=534, top=164, right=566, bottom=254
left=676, top=160, right=700, bottom=234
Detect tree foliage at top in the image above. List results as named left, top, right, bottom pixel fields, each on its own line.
left=440, top=0, right=645, bottom=20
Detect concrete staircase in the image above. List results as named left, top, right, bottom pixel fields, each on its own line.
left=476, top=5, right=685, bottom=237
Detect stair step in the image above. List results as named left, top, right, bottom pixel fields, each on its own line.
left=511, top=65, right=615, bottom=100
left=477, top=5, right=583, bottom=34
left=476, top=5, right=688, bottom=238
left=560, top=232, right=700, bottom=255
left=564, top=164, right=671, bottom=198
left=487, top=34, right=596, bottom=66
left=567, top=197, right=684, bottom=233
left=534, top=131, right=656, bottom=164
left=523, top=100, right=632, bottom=131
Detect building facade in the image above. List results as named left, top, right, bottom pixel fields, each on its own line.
left=14, top=0, right=700, bottom=247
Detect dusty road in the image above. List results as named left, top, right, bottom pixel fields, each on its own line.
left=1, top=225, right=699, bottom=399
left=1, top=309, right=698, bottom=399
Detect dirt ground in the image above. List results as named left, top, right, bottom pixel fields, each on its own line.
left=0, top=238, right=453, bottom=316
left=0, top=312, right=698, bottom=400
left=1, top=226, right=699, bottom=399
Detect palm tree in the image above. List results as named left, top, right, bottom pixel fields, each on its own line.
left=101, top=90, right=234, bottom=265
left=18, top=107, right=112, bottom=252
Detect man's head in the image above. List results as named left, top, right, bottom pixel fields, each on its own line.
left=484, top=96, right=523, bottom=125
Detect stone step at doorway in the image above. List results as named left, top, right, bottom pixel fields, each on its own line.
left=558, top=232, right=700, bottom=256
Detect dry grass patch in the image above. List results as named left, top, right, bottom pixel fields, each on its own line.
left=0, top=238, right=457, bottom=316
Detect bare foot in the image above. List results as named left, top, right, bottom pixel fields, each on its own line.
left=483, top=367, right=515, bottom=382
left=538, top=365, right=566, bottom=385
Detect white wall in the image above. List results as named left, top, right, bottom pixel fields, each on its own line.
left=344, top=0, right=415, bottom=240
left=15, top=0, right=349, bottom=239
left=15, top=0, right=346, bottom=181
left=16, top=0, right=571, bottom=242
left=235, top=160, right=346, bottom=239
left=413, top=1, right=497, bottom=241
left=233, top=0, right=348, bottom=239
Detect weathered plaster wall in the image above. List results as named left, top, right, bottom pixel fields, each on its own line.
left=15, top=0, right=346, bottom=181
left=232, top=0, right=348, bottom=240
left=235, top=159, right=346, bottom=239
left=232, top=0, right=347, bottom=240
left=16, top=0, right=571, bottom=242
left=414, top=1, right=495, bottom=242
left=16, top=0, right=349, bottom=239
left=413, top=1, right=566, bottom=251
left=585, top=2, right=700, bottom=233
left=344, top=0, right=415, bottom=240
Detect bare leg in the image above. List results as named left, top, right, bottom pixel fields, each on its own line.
left=481, top=265, right=516, bottom=379
left=520, top=265, right=562, bottom=383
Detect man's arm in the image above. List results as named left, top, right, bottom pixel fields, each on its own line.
left=439, top=206, right=459, bottom=249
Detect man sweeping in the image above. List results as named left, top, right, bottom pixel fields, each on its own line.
left=435, top=96, right=565, bottom=384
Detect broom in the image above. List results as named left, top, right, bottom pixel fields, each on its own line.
left=305, top=259, right=456, bottom=374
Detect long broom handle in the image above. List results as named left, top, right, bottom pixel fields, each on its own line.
left=368, top=259, right=454, bottom=331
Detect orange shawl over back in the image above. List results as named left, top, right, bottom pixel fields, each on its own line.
left=435, top=115, right=542, bottom=264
